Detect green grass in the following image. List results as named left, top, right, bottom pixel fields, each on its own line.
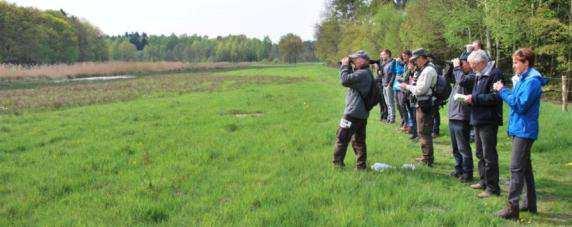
left=0, top=64, right=570, bottom=225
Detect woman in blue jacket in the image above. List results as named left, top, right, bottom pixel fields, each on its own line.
left=493, top=48, right=549, bottom=220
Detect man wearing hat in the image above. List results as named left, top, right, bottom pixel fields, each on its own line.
left=448, top=51, right=475, bottom=181
left=333, top=50, right=374, bottom=170
left=399, top=48, right=438, bottom=166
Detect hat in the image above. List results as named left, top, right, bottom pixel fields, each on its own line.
left=349, top=50, right=370, bottom=60
left=459, top=50, right=471, bottom=61
left=410, top=48, right=429, bottom=61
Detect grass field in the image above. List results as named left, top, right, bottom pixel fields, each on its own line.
left=0, top=64, right=570, bottom=225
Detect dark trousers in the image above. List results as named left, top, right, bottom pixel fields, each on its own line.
left=449, top=120, right=473, bottom=175
left=377, top=82, right=388, bottom=121
left=432, top=105, right=441, bottom=134
left=333, top=116, right=367, bottom=169
left=508, top=137, right=537, bottom=209
left=406, top=100, right=417, bottom=137
left=475, top=124, right=500, bottom=194
left=416, top=100, right=434, bottom=164
left=396, top=91, right=408, bottom=126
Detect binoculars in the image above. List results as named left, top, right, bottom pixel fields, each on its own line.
left=337, top=58, right=380, bottom=66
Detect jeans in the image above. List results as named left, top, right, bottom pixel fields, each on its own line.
left=449, top=120, right=473, bottom=175
left=383, top=86, right=395, bottom=122
left=406, top=99, right=417, bottom=137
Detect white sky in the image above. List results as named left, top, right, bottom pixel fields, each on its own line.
left=6, top=0, right=326, bottom=42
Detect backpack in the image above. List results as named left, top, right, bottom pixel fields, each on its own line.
left=358, top=73, right=380, bottom=111
left=428, top=64, right=452, bottom=104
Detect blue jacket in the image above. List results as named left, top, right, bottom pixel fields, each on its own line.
left=499, top=67, right=549, bottom=140
left=393, top=61, right=406, bottom=91
left=395, top=60, right=406, bottom=75
left=376, top=59, right=396, bottom=87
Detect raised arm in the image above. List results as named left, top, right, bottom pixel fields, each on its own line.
left=500, top=79, right=542, bottom=114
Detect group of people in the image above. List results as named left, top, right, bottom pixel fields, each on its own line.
left=374, top=48, right=443, bottom=140
left=332, top=42, right=548, bottom=220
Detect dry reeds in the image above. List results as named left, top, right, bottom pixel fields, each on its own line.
left=0, top=61, right=255, bottom=80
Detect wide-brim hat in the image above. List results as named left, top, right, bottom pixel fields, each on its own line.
left=410, top=48, right=429, bottom=61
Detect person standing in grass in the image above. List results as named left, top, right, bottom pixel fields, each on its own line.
left=394, top=50, right=412, bottom=133
left=373, top=60, right=389, bottom=123
left=427, top=55, right=444, bottom=138
left=378, top=49, right=397, bottom=124
left=448, top=51, right=475, bottom=182
left=460, top=49, right=503, bottom=198
left=402, top=59, right=418, bottom=140
left=333, top=50, right=374, bottom=170
left=399, top=48, right=437, bottom=167
left=493, top=48, right=548, bottom=220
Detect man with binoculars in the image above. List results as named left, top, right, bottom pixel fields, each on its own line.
left=332, top=50, right=374, bottom=170
left=399, top=48, right=438, bottom=167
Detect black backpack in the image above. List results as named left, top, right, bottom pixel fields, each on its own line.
left=428, top=64, right=452, bottom=104
left=358, top=73, right=380, bottom=111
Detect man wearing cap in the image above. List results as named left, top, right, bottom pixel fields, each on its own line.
left=333, top=50, right=374, bottom=170
left=399, top=48, right=438, bottom=166
left=448, top=51, right=475, bottom=182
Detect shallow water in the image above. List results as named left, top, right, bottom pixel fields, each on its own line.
left=59, top=75, right=136, bottom=82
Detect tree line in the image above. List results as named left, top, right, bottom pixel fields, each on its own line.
left=0, top=1, right=109, bottom=64
left=315, top=0, right=570, bottom=79
left=0, top=1, right=317, bottom=65
left=106, top=32, right=317, bottom=63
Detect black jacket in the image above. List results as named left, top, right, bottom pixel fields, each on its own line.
left=462, top=61, right=503, bottom=126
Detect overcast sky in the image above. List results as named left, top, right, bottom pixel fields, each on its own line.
left=7, top=0, right=326, bottom=42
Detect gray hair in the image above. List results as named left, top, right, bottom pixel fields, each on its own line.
left=467, top=49, right=488, bottom=63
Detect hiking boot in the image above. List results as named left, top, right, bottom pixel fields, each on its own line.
left=519, top=205, right=537, bottom=214
left=458, top=174, right=474, bottom=183
left=449, top=171, right=462, bottom=178
left=415, top=157, right=433, bottom=167
left=470, top=182, right=485, bottom=190
left=496, top=203, right=519, bottom=220
left=409, top=134, right=418, bottom=140
left=477, top=190, right=499, bottom=198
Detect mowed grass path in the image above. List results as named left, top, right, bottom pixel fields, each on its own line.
left=0, top=64, right=570, bottom=225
